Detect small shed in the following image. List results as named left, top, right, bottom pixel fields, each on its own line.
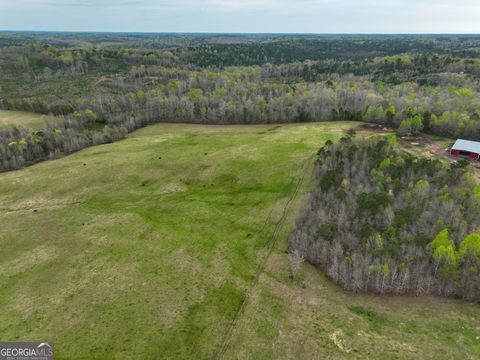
left=450, top=139, right=480, bottom=160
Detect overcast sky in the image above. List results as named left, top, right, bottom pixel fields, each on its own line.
left=0, top=0, right=479, bottom=33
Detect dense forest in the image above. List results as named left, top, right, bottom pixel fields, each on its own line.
left=290, top=135, right=480, bottom=301
left=2, top=33, right=480, bottom=171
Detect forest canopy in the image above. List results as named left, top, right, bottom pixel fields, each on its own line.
left=2, top=33, right=480, bottom=171
left=290, top=135, right=480, bottom=301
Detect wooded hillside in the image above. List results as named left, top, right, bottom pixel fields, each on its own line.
left=290, top=135, right=480, bottom=301
left=3, top=34, right=480, bottom=171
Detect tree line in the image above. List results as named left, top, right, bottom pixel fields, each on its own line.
left=2, top=62, right=480, bottom=171
left=2, top=36, right=480, bottom=171
left=290, top=135, right=480, bottom=301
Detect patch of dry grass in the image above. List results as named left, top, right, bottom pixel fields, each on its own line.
left=0, top=110, right=50, bottom=129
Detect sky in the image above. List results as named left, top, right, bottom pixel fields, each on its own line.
left=0, top=0, right=479, bottom=33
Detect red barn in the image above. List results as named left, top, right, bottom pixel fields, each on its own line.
left=450, top=139, right=480, bottom=160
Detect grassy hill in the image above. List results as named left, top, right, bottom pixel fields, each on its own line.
left=0, top=122, right=479, bottom=359
left=0, top=110, right=49, bottom=129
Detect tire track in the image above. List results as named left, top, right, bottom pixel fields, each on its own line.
left=212, top=154, right=314, bottom=360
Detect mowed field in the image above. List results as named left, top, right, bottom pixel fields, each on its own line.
left=0, top=122, right=479, bottom=359
left=0, top=110, right=49, bottom=129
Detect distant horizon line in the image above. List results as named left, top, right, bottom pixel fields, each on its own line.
left=0, top=30, right=479, bottom=36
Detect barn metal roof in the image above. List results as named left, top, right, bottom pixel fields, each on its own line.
left=451, top=139, right=480, bottom=154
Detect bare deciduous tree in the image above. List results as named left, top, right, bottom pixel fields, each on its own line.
left=289, top=249, right=304, bottom=280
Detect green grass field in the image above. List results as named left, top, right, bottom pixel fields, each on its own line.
left=0, top=110, right=49, bottom=129
left=0, top=122, right=479, bottom=359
